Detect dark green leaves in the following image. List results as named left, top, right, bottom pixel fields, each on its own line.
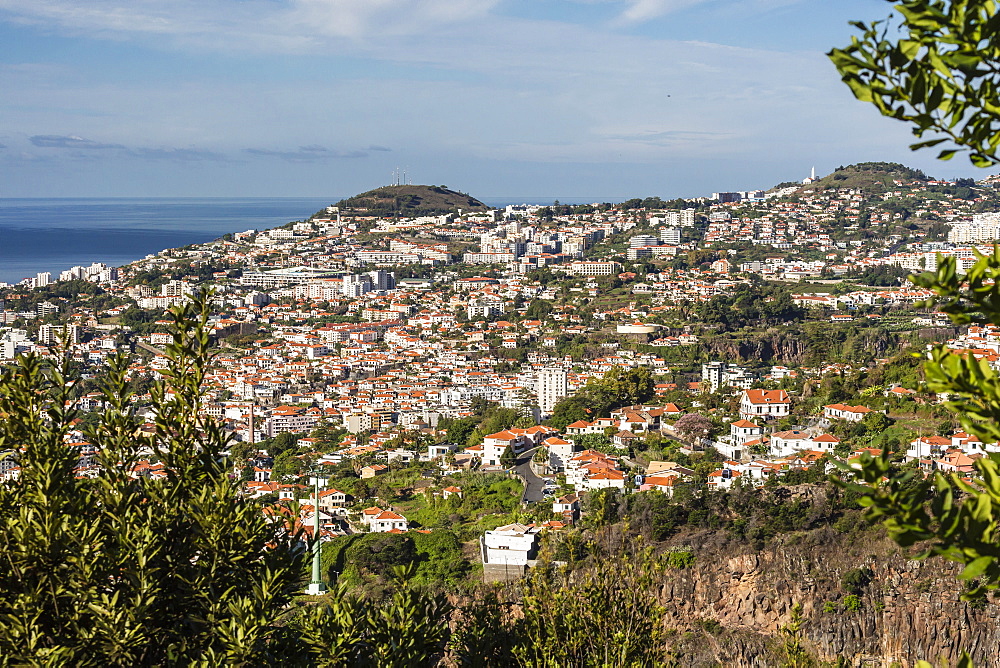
left=833, top=250, right=1000, bottom=610
left=829, top=0, right=1000, bottom=166
left=0, top=293, right=307, bottom=665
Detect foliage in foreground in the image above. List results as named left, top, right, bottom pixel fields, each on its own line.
left=0, top=298, right=457, bottom=667
left=0, top=298, right=311, bottom=665
left=830, top=3, right=1000, bottom=662
left=449, top=540, right=676, bottom=667
left=830, top=0, right=1000, bottom=167
left=837, top=253, right=1000, bottom=603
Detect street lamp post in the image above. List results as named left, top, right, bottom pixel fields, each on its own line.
left=306, top=472, right=327, bottom=596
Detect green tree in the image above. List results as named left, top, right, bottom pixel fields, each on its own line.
left=524, top=299, right=553, bottom=319
left=838, top=253, right=1000, bottom=603
left=830, top=12, right=1000, bottom=664
left=778, top=604, right=815, bottom=668
left=479, top=406, right=523, bottom=435
left=0, top=296, right=308, bottom=664
left=272, top=448, right=306, bottom=482
left=861, top=410, right=893, bottom=435
left=295, top=573, right=451, bottom=667
left=500, top=444, right=517, bottom=468
left=451, top=541, right=673, bottom=666
left=267, top=430, right=302, bottom=458
left=349, top=533, right=417, bottom=575
left=829, top=0, right=1000, bottom=166
left=439, top=416, right=478, bottom=445
left=548, top=365, right=656, bottom=430
left=548, top=396, right=591, bottom=430
left=228, top=439, right=256, bottom=470
left=512, top=544, right=670, bottom=666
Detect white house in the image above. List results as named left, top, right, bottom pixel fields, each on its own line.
left=542, top=436, right=577, bottom=471
left=481, top=523, right=541, bottom=567
left=823, top=404, right=876, bottom=422
left=564, top=417, right=617, bottom=436
left=739, top=389, right=790, bottom=420
left=552, top=493, right=580, bottom=521
left=584, top=469, right=626, bottom=490
left=314, top=488, right=352, bottom=511
left=810, top=433, right=841, bottom=453
left=730, top=419, right=764, bottom=447
left=707, top=468, right=741, bottom=490
left=906, top=435, right=953, bottom=461
left=640, top=475, right=679, bottom=495
left=482, top=430, right=521, bottom=467
left=481, top=426, right=555, bottom=467
left=770, top=430, right=813, bottom=457
left=370, top=509, right=408, bottom=533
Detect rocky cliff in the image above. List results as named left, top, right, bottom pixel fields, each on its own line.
left=659, top=526, right=997, bottom=667
left=703, top=328, right=899, bottom=365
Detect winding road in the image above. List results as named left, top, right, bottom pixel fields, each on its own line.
left=514, top=446, right=547, bottom=504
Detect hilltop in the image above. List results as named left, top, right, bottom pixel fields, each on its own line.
left=797, top=161, right=930, bottom=194
left=323, top=185, right=489, bottom=218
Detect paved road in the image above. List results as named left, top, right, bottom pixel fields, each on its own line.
left=514, top=446, right=547, bottom=503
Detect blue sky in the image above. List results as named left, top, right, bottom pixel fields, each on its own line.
left=0, top=0, right=990, bottom=200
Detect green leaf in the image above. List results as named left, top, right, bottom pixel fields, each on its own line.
left=960, top=555, right=993, bottom=580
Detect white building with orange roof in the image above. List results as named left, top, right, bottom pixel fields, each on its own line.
left=810, top=433, right=841, bottom=453
left=640, top=475, right=679, bottom=495
left=482, top=430, right=522, bottom=467
left=823, top=404, right=876, bottom=422
left=541, top=435, right=576, bottom=471
left=906, top=435, right=953, bottom=461
left=370, top=509, right=408, bottom=533
left=585, top=469, right=625, bottom=490
left=707, top=468, right=741, bottom=490
left=770, top=430, right=813, bottom=457
left=730, top=419, right=763, bottom=447
left=739, top=389, right=790, bottom=420
left=552, top=493, right=580, bottom=518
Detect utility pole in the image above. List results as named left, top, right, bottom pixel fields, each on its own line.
left=306, top=472, right=328, bottom=595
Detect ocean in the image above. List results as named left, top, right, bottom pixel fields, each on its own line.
left=0, top=198, right=337, bottom=285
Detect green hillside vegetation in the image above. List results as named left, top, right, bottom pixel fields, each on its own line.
left=327, top=185, right=489, bottom=218
left=801, top=162, right=930, bottom=194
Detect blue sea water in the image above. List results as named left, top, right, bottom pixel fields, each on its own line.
left=0, top=198, right=337, bottom=285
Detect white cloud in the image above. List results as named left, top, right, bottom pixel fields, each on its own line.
left=243, top=145, right=370, bottom=161
left=0, top=0, right=500, bottom=50
left=0, top=8, right=844, bottom=168
left=617, top=0, right=712, bottom=23
left=133, top=147, right=228, bottom=161
left=30, top=134, right=125, bottom=149
left=286, top=0, right=499, bottom=39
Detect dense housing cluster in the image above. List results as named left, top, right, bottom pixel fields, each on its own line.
left=2, top=164, right=1000, bottom=582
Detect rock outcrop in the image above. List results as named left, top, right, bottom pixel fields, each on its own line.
left=660, top=527, right=998, bottom=667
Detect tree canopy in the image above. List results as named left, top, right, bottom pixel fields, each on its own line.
left=830, top=11, right=1000, bottom=663
left=830, top=0, right=1000, bottom=166
left=0, top=297, right=309, bottom=664
left=549, top=366, right=655, bottom=429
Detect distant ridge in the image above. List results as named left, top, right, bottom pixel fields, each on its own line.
left=321, top=185, right=489, bottom=218
left=796, top=162, right=930, bottom=194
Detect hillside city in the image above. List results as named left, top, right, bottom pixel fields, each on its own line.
left=3, top=162, right=1000, bottom=586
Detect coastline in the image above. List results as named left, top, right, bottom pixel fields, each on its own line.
left=0, top=197, right=337, bottom=285
left=0, top=196, right=600, bottom=286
